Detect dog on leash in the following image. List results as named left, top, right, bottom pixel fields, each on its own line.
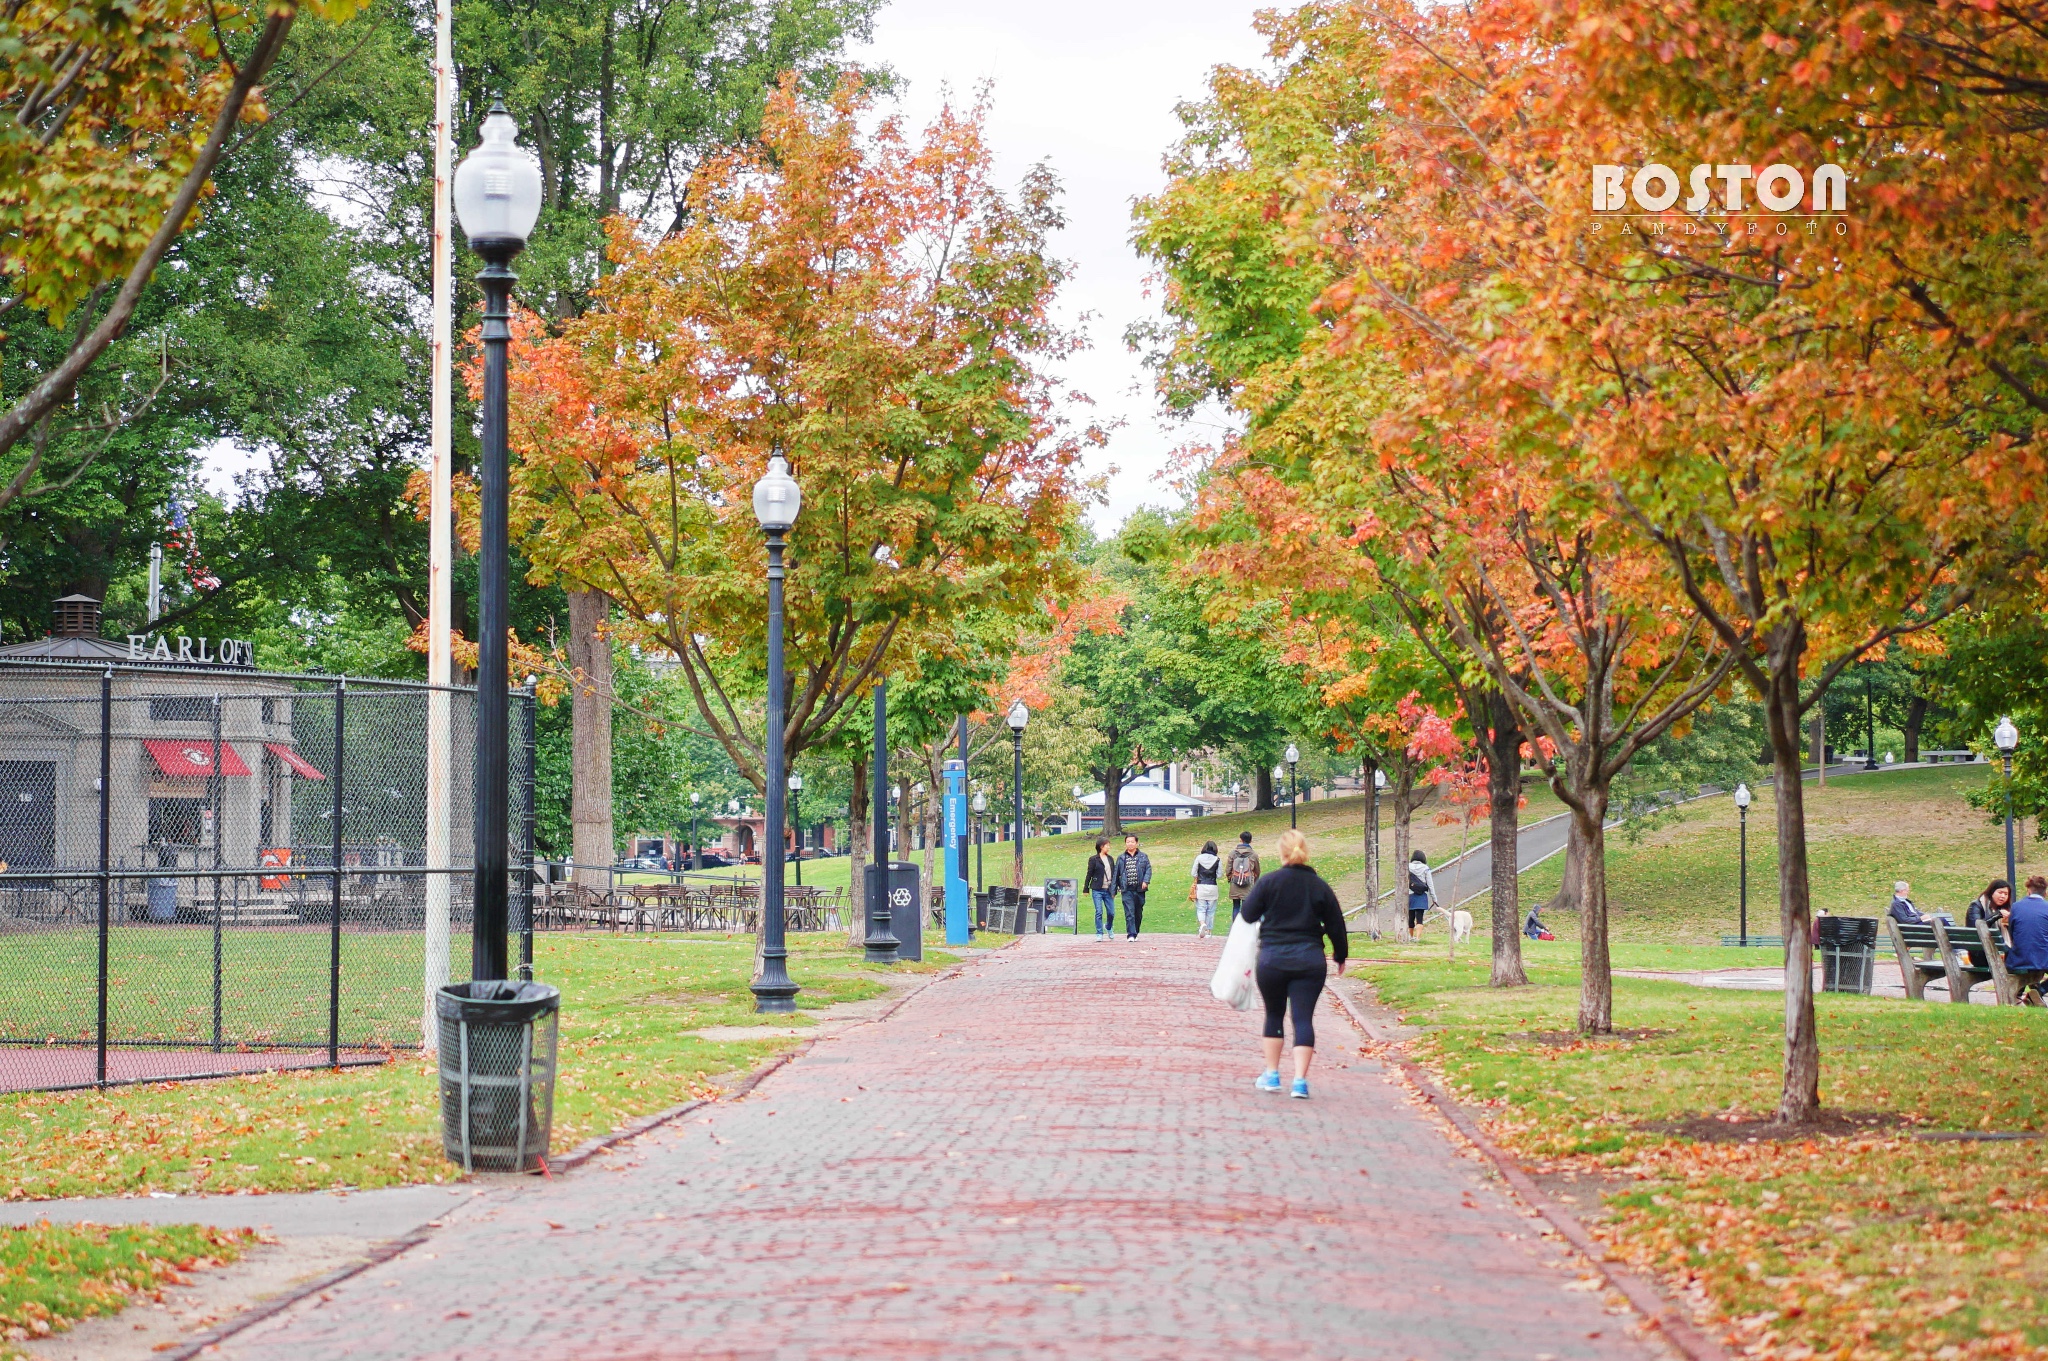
left=1451, top=908, right=1473, bottom=944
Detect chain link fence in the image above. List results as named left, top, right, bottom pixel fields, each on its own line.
left=0, top=661, right=536, bottom=1093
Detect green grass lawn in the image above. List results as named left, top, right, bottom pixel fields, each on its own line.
left=1514, top=763, right=2012, bottom=943
left=0, top=1221, right=252, bottom=1353
left=0, top=934, right=950, bottom=1199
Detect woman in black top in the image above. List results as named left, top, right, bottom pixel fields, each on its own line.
left=1236, top=827, right=1347, bottom=1099
left=1082, top=837, right=1117, bottom=940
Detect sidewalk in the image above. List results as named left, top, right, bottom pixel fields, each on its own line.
left=207, top=936, right=1667, bottom=1360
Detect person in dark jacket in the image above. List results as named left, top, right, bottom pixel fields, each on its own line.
left=2007, top=876, right=2048, bottom=1004
left=1966, top=880, right=2012, bottom=932
left=1237, top=827, right=1347, bottom=1099
left=1115, top=835, right=1152, bottom=940
left=1082, top=837, right=1117, bottom=940
left=1888, top=881, right=1937, bottom=927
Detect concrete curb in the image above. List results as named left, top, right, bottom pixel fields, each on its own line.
left=154, top=1228, right=435, bottom=1361
left=1328, top=983, right=1731, bottom=1361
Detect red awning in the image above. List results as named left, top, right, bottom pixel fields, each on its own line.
left=144, top=739, right=252, bottom=779
left=264, top=742, right=325, bottom=781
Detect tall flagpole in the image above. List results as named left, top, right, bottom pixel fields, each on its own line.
left=422, top=0, right=456, bottom=1048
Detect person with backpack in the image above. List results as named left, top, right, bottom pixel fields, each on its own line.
left=1082, top=837, right=1117, bottom=939
left=1226, top=831, right=1261, bottom=922
left=1115, top=834, right=1153, bottom=940
left=1189, top=840, right=1223, bottom=938
left=1406, top=850, right=1436, bottom=940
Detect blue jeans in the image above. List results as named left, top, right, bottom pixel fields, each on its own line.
left=1091, top=889, right=1116, bottom=936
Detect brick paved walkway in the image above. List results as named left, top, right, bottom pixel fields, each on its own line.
left=218, top=936, right=1666, bottom=1360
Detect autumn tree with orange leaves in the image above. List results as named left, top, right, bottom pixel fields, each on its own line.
left=495, top=78, right=1096, bottom=795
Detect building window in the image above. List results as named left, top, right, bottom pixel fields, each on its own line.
left=149, top=696, right=213, bottom=722
left=261, top=698, right=275, bottom=725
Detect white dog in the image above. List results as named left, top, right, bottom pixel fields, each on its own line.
left=1451, top=908, right=1473, bottom=944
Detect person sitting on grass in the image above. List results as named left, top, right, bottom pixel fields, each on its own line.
left=1523, top=905, right=1554, bottom=941
left=2006, top=876, right=2048, bottom=1006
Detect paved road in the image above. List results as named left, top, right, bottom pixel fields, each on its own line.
left=216, top=937, right=1660, bottom=1361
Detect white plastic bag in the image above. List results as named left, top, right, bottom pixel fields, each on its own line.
left=1209, top=914, right=1261, bottom=1010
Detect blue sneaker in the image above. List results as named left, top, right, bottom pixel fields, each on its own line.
left=1290, top=1078, right=1310, bottom=1100
left=1255, top=1069, right=1282, bottom=1093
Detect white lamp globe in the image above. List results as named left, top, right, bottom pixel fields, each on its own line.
left=752, top=455, right=801, bottom=532
left=452, top=102, right=543, bottom=250
left=1006, top=700, right=1029, bottom=732
left=1374, top=768, right=1387, bottom=790
left=1285, top=743, right=1300, bottom=765
left=1995, top=716, right=2020, bottom=753
left=972, top=792, right=986, bottom=813
left=1733, top=782, right=1752, bottom=810
left=787, top=771, right=803, bottom=792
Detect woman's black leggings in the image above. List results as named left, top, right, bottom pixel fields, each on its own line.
left=1256, top=951, right=1326, bottom=1048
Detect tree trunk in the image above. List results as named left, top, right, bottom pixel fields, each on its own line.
left=1255, top=765, right=1275, bottom=811
left=1392, top=759, right=1417, bottom=887
left=1484, top=691, right=1528, bottom=987
left=1364, top=760, right=1382, bottom=937
left=1100, top=769, right=1123, bottom=841
left=846, top=756, right=868, bottom=946
left=566, top=588, right=613, bottom=889
left=1766, top=642, right=1821, bottom=1123
left=1545, top=819, right=1586, bottom=916
left=1573, top=791, right=1613, bottom=1034
left=1903, top=695, right=1927, bottom=763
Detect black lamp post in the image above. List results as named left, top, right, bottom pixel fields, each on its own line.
left=1007, top=700, right=1029, bottom=888
left=788, top=770, right=803, bottom=886
left=864, top=682, right=898, bottom=964
left=453, top=102, right=541, bottom=983
left=972, top=790, right=986, bottom=893
left=1285, top=743, right=1300, bottom=829
left=1863, top=673, right=1880, bottom=771
left=1733, top=781, right=1752, bottom=946
left=1997, top=716, right=2019, bottom=891
left=688, top=791, right=700, bottom=871
left=749, top=455, right=801, bottom=1014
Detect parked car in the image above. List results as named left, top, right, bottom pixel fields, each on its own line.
left=691, top=850, right=734, bottom=869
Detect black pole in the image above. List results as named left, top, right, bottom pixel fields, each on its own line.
left=1289, top=762, right=1298, bottom=829
left=792, top=784, right=801, bottom=886
left=96, top=668, right=111, bottom=1088
left=975, top=810, right=983, bottom=894
left=1864, top=675, right=1879, bottom=770
left=691, top=808, right=699, bottom=871
left=752, top=528, right=799, bottom=1010
left=210, top=693, right=224, bottom=1053
left=329, top=678, right=345, bottom=1067
left=2005, top=752, right=2017, bottom=892
left=519, top=684, right=537, bottom=979
left=1738, top=804, right=1748, bottom=946
left=865, top=682, right=898, bottom=963
left=471, top=245, right=517, bottom=983
left=1012, top=730, right=1025, bottom=890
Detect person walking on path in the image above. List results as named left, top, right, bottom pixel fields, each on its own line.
left=1405, top=850, right=1437, bottom=941
left=1190, top=840, right=1222, bottom=939
left=1238, top=828, right=1346, bottom=1099
left=1226, top=831, right=1260, bottom=923
left=1116, top=834, right=1152, bottom=940
left=1083, top=837, right=1117, bottom=940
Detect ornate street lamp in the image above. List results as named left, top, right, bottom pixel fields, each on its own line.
left=787, top=771, right=803, bottom=886
left=1007, top=700, right=1029, bottom=890
left=750, top=454, right=801, bottom=1013
left=452, top=102, right=541, bottom=982
left=1733, top=782, right=1752, bottom=946
left=1285, top=743, right=1300, bottom=829
left=1996, top=716, right=2020, bottom=892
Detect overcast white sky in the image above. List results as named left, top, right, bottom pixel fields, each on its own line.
left=198, top=2, right=1274, bottom=533
left=852, top=0, right=1272, bottom=533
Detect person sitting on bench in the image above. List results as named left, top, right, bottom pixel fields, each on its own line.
left=2007, top=876, right=2048, bottom=1006
left=1967, top=879, right=2013, bottom=932
left=1884, top=880, right=1933, bottom=925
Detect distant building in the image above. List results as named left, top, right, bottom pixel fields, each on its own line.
left=1071, top=771, right=1207, bottom=832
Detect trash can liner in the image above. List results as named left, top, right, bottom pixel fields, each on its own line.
left=435, top=979, right=560, bottom=1024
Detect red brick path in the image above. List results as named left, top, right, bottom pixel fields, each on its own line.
left=219, top=936, right=1666, bottom=1360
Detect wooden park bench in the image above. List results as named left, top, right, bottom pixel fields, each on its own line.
left=1720, top=934, right=1784, bottom=948
left=1886, top=917, right=2016, bottom=1004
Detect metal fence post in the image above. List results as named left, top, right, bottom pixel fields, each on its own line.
left=97, top=668, right=112, bottom=1088
left=210, top=693, right=224, bottom=1053
left=329, top=678, right=345, bottom=1068
left=518, top=685, right=536, bottom=979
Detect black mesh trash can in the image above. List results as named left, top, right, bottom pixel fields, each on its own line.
left=436, top=981, right=560, bottom=1173
left=1817, top=916, right=1878, bottom=995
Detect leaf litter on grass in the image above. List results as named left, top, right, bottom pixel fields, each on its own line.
left=0, top=1221, right=254, bottom=1350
